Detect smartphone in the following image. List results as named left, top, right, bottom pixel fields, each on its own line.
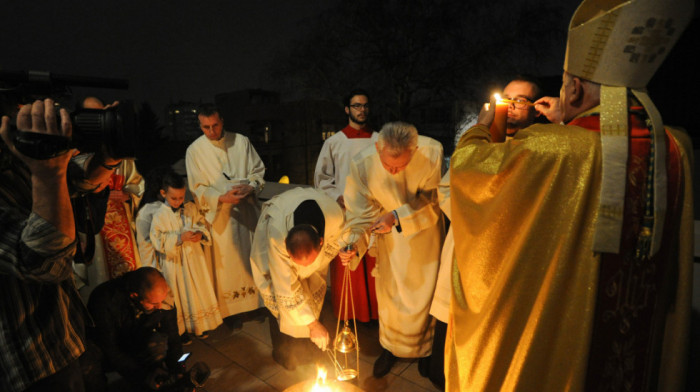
left=178, top=353, right=190, bottom=363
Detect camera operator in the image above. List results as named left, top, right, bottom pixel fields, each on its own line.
left=80, top=267, right=186, bottom=391
left=0, top=99, right=91, bottom=392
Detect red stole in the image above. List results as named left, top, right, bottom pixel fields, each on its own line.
left=571, top=113, right=683, bottom=391
left=100, top=173, right=140, bottom=279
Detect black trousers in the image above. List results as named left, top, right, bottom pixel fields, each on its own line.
left=25, top=359, right=85, bottom=392
left=267, top=311, right=322, bottom=370
left=427, top=319, right=447, bottom=390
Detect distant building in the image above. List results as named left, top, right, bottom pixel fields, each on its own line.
left=165, top=101, right=201, bottom=141
left=214, top=90, right=345, bottom=185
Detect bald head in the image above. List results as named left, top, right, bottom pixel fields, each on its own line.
left=82, top=96, right=105, bottom=109
left=127, top=267, right=169, bottom=312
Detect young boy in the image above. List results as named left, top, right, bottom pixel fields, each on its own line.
left=150, top=171, right=223, bottom=338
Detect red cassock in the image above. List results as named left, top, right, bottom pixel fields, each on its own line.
left=331, top=254, right=378, bottom=322
left=326, top=125, right=379, bottom=322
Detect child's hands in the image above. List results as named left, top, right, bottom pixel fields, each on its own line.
left=181, top=231, right=203, bottom=242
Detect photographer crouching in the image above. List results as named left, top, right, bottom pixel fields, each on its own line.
left=0, top=98, right=104, bottom=392
left=81, top=267, right=210, bottom=391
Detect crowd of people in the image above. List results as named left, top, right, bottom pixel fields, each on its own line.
left=1, top=0, right=695, bottom=391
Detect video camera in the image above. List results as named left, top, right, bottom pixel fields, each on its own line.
left=149, top=353, right=211, bottom=392
left=0, top=70, right=138, bottom=159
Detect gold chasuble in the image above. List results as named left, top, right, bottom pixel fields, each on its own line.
left=446, top=115, right=693, bottom=391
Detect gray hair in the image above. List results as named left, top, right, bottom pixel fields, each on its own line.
left=377, top=121, right=418, bottom=156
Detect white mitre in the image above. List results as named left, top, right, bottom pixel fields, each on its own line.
left=563, top=0, right=693, bottom=256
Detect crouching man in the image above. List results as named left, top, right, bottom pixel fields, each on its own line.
left=80, top=267, right=184, bottom=391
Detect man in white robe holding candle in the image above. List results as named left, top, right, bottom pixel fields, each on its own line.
left=339, top=121, right=443, bottom=378
left=186, top=104, right=265, bottom=327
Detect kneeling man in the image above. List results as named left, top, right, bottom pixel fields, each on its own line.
left=251, top=187, right=345, bottom=370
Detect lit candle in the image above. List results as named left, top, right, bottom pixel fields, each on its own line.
left=489, top=93, right=507, bottom=143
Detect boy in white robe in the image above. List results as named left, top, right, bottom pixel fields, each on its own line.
left=150, top=172, right=223, bottom=337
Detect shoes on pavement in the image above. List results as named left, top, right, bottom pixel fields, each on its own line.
left=373, top=349, right=397, bottom=378
left=418, top=356, right=430, bottom=377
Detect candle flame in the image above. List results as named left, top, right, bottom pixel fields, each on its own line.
left=311, top=367, right=332, bottom=392
left=494, top=93, right=502, bottom=101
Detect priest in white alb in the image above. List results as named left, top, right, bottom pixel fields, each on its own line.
left=339, top=121, right=444, bottom=378
left=185, top=104, right=265, bottom=326
left=250, top=187, right=345, bottom=370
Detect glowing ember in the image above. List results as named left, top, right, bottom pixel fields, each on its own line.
left=311, top=367, right=332, bottom=392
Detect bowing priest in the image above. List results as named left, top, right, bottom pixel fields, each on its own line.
left=250, top=187, right=345, bottom=370
left=446, top=0, right=695, bottom=390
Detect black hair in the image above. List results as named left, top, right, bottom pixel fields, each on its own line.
left=510, top=74, right=544, bottom=101
left=285, top=224, right=322, bottom=260
left=197, top=103, right=221, bottom=118
left=136, top=165, right=172, bottom=213
left=161, top=170, right=186, bottom=192
left=344, top=89, right=370, bottom=107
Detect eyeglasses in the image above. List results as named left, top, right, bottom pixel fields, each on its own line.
left=349, top=103, right=369, bottom=110
left=502, top=98, right=535, bottom=109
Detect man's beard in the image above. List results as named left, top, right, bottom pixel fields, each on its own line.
left=349, top=112, right=367, bottom=126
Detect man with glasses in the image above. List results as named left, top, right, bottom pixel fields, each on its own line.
left=446, top=0, right=694, bottom=390
left=339, top=121, right=443, bottom=378
left=501, top=75, right=543, bottom=137
left=314, top=89, right=379, bottom=326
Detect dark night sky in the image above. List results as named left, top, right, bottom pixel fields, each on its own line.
left=1, top=0, right=334, bottom=113
left=2, top=0, right=696, bottom=124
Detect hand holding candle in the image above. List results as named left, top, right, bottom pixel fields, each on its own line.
left=489, top=94, right=507, bottom=142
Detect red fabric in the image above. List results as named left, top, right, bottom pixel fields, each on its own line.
left=341, top=125, right=373, bottom=139
left=570, top=113, right=685, bottom=390
left=100, top=173, right=139, bottom=279
left=331, top=124, right=377, bottom=321
left=331, top=255, right=379, bottom=322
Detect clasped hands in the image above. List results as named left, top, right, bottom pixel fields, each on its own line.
left=180, top=230, right=203, bottom=243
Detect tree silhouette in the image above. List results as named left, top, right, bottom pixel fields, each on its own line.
left=137, top=101, right=164, bottom=148
left=270, top=0, right=566, bottom=121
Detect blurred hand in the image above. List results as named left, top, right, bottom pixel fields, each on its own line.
left=477, top=95, right=497, bottom=127
left=231, top=184, right=254, bottom=198
left=336, top=195, right=345, bottom=209
left=181, top=231, right=202, bottom=243
left=308, top=320, right=329, bottom=350
left=534, top=97, right=562, bottom=124
left=219, top=189, right=248, bottom=205
left=0, top=99, right=75, bottom=178
left=370, top=211, right=396, bottom=234
left=338, top=244, right=357, bottom=267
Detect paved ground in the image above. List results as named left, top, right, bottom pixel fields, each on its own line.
left=108, top=295, right=442, bottom=392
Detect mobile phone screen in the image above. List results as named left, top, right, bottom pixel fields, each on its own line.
left=178, top=353, right=190, bottom=362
